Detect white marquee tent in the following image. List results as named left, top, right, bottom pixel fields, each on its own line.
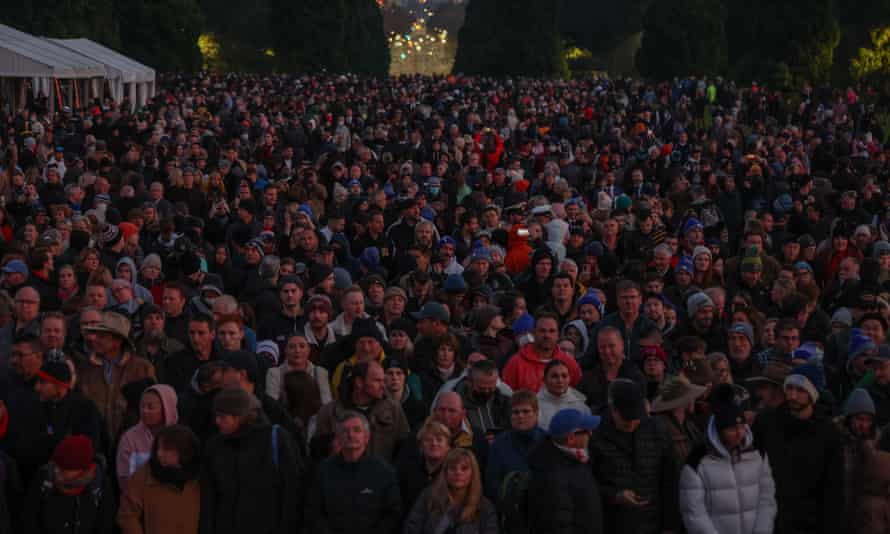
left=46, top=38, right=156, bottom=107
left=0, top=23, right=107, bottom=111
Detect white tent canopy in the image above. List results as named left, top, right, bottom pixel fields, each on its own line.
left=0, top=23, right=106, bottom=79
left=46, top=38, right=156, bottom=107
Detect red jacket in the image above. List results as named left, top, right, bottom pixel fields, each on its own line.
left=502, top=343, right=581, bottom=392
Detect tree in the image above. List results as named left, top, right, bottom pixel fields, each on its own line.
left=117, top=0, right=204, bottom=72
left=5, top=0, right=119, bottom=47
left=851, top=27, right=890, bottom=92
left=725, top=0, right=840, bottom=85
left=636, top=0, right=727, bottom=79
left=454, top=0, right=567, bottom=77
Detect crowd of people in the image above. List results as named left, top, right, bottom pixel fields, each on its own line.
left=0, top=72, right=888, bottom=534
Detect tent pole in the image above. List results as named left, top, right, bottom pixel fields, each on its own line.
left=54, top=79, right=63, bottom=111
left=73, top=79, right=81, bottom=110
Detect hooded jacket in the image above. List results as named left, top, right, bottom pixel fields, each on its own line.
left=116, top=384, right=178, bottom=489
left=114, top=257, right=155, bottom=305
left=679, top=420, right=777, bottom=534
left=504, top=225, right=533, bottom=275
left=502, top=343, right=581, bottom=393
left=536, top=387, right=590, bottom=431
left=22, top=457, right=116, bottom=534
left=562, top=319, right=590, bottom=355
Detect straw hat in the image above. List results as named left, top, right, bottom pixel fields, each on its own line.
left=651, top=375, right=708, bottom=413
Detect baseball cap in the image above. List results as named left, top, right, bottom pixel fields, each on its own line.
left=549, top=408, right=601, bottom=437
left=410, top=301, right=450, bottom=323
left=2, top=260, right=28, bottom=275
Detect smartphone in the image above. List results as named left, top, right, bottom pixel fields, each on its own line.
left=517, top=228, right=530, bottom=237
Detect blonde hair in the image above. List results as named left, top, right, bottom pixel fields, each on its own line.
left=416, top=420, right=452, bottom=444
left=427, top=448, right=483, bottom=524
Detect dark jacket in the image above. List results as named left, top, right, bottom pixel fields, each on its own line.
left=199, top=422, right=302, bottom=534
left=866, top=380, right=890, bottom=428
left=160, top=346, right=220, bottom=394
left=455, top=380, right=511, bottom=435
left=22, top=459, right=115, bottom=534
left=305, top=453, right=402, bottom=534
left=403, top=487, right=498, bottom=534
left=590, top=414, right=680, bottom=534
left=752, top=405, right=845, bottom=534
left=484, top=427, right=546, bottom=500
left=576, top=361, right=647, bottom=415
left=527, top=438, right=604, bottom=534
left=395, top=447, right=443, bottom=516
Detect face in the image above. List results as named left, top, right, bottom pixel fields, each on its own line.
left=445, top=457, right=473, bottom=490
left=784, top=385, right=813, bottom=414
left=420, top=433, right=450, bottom=461
left=40, top=318, right=66, bottom=349
left=643, top=356, right=665, bottom=380
left=14, top=290, right=40, bottom=321
left=215, top=413, right=241, bottom=435
left=712, top=359, right=731, bottom=384
left=144, top=312, right=164, bottom=335
left=434, top=396, right=465, bottom=431
left=727, top=333, right=751, bottom=360
left=510, top=402, right=538, bottom=431
left=552, top=278, right=573, bottom=300
left=343, top=292, right=364, bottom=317
left=217, top=322, right=244, bottom=351
left=58, top=267, right=76, bottom=289
left=156, top=445, right=181, bottom=468
left=535, top=258, right=552, bottom=280
left=644, top=298, right=664, bottom=322
left=597, top=331, right=624, bottom=369
left=617, top=288, right=641, bottom=316
left=384, top=367, right=406, bottom=394
left=694, top=306, right=714, bottom=330
left=436, top=344, right=456, bottom=368
left=545, top=364, right=570, bottom=396
left=850, top=413, right=874, bottom=438
left=162, top=288, right=186, bottom=316
left=385, top=295, right=406, bottom=316
left=862, top=319, right=886, bottom=345
left=10, top=343, right=42, bottom=378
left=280, top=283, right=302, bottom=308
left=876, top=360, right=890, bottom=385
left=720, top=423, right=747, bottom=450
left=359, top=365, right=385, bottom=399
left=141, top=391, right=164, bottom=427
left=534, top=318, right=559, bottom=353
left=775, top=327, right=800, bottom=355
left=285, top=336, right=310, bottom=369
left=188, top=321, right=215, bottom=354
left=356, top=337, right=382, bottom=362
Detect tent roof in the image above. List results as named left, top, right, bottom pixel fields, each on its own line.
left=46, top=38, right=155, bottom=84
left=0, top=24, right=106, bottom=79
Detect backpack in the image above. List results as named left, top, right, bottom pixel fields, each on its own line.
left=498, top=470, right=530, bottom=534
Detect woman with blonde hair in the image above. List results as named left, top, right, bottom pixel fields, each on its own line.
left=404, top=448, right=498, bottom=534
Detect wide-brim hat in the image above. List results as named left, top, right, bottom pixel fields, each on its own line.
left=82, top=311, right=133, bottom=347
left=746, top=358, right=793, bottom=387
left=651, top=376, right=708, bottom=413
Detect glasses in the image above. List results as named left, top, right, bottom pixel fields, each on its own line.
left=15, top=299, right=39, bottom=305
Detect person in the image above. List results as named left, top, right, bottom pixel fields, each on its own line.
left=679, top=383, right=777, bottom=534
left=200, top=388, right=302, bottom=534
left=577, top=326, right=647, bottom=413
left=502, top=313, right=581, bottom=392
left=536, top=359, right=591, bottom=431
left=115, top=384, right=178, bottom=489
left=383, top=358, right=426, bottom=429
left=118, top=425, right=201, bottom=534
left=527, top=408, right=604, bottom=534
left=484, top=390, right=545, bottom=500
left=404, top=448, right=498, bottom=534
left=160, top=314, right=220, bottom=393
left=752, top=364, right=844, bottom=534
left=314, top=360, right=410, bottom=462
left=837, top=388, right=877, bottom=521
left=22, top=435, right=115, bottom=534
left=396, top=420, right=453, bottom=514
left=77, top=311, right=156, bottom=441
left=590, top=379, right=680, bottom=534
left=305, top=411, right=402, bottom=534
left=650, top=375, right=708, bottom=467
left=454, top=359, right=511, bottom=437
left=265, top=333, right=332, bottom=404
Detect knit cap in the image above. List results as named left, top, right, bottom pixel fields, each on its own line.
left=687, top=292, right=714, bottom=317
left=831, top=308, right=853, bottom=328
left=333, top=267, right=352, bottom=290
left=675, top=256, right=694, bottom=274
left=52, top=435, right=94, bottom=471
left=849, top=328, right=877, bottom=361
left=844, top=388, right=876, bottom=417
left=740, top=255, right=763, bottom=273
left=213, top=387, right=254, bottom=417
left=784, top=363, right=824, bottom=403
left=513, top=313, right=535, bottom=336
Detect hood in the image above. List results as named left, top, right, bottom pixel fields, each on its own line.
left=116, top=256, right=140, bottom=290
left=562, top=319, right=589, bottom=355
left=545, top=219, right=569, bottom=244
left=145, top=384, right=179, bottom=426
left=706, top=416, right=752, bottom=459
left=517, top=342, right=570, bottom=366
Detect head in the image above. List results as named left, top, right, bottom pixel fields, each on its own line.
left=336, top=411, right=372, bottom=461
left=417, top=420, right=452, bottom=463
left=533, top=314, right=560, bottom=354
left=434, top=392, right=466, bottom=433
left=597, top=326, right=625, bottom=370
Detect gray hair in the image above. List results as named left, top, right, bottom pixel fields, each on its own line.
left=335, top=410, right=371, bottom=434
left=259, top=255, right=281, bottom=280
left=653, top=243, right=673, bottom=257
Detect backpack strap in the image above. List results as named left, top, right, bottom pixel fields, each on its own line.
left=271, top=424, right=280, bottom=468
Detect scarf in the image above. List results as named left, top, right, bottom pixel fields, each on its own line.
left=554, top=442, right=590, bottom=463
left=149, top=456, right=195, bottom=490
left=51, top=463, right=96, bottom=496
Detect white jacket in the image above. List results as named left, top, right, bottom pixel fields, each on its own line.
left=536, top=387, right=590, bottom=431
left=679, top=419, right=777, bottom=534
left=265, top=361, right=332, bottom=405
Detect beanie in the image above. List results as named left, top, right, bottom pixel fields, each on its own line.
left=308, top=263, right=334, bottom=288
left=100, top=223, right=121, bottom=247
left=692, top=245, right=711, bottom=260
left=844, top=388, right=876, bottom=417
left=333, top=267, right=352, bottom=290
left=675, top=256, right=694, bottom=274
left=118, top=222, right=139, bottom=241
left=52, top=435, right=94, bottom=471
left=444, top=274, right=468, bottom=293
left=360, top=247, right=381, bottom=269
left=213, top=387, right=254, bottom=417
left=687, top=292, right=714, bottom=317
left=784, top=363, right=823, bottom=402
left=848, top=328, right=877, bottom=361
left=682, top=218, right=703, bottom=236
left=727, top=322, right=754, bottom=346
left=141, top=253, right=163, bottom=273
left=513, top=312, right=535, bottom=336
left=831, top=308, right=853, bottom=328
left=473, top=305, right=501, bottom=332
left=710, top=383, right=745, bottom=432
left=740, top=255, right=763, bottom=273
left=256, top=340, right=280, bottom=366
left=577, top=289, right=604, bottom=316
left=35, top=360, right=73, bottom=389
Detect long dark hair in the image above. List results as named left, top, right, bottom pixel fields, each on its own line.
left=283, top=370, right=322, bottom=428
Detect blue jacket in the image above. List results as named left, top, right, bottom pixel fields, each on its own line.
left=484, top=427, right=546, bottom=500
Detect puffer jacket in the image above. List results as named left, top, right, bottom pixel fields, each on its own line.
left=590, top=413, right=680, bottom=534
left=679, top=419, right=777, bottom=534
left=536, top=387, right=590, bottom=431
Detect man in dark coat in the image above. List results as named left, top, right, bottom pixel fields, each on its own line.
left=590, top=379, right=680, bottom=534
left=577, top=326, right=647, bottom=414
left=305, top=410, right=402, bottom=534
left=527, top=408, right=604, bottom=534
left=753, top=364, right=845, bottom=534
